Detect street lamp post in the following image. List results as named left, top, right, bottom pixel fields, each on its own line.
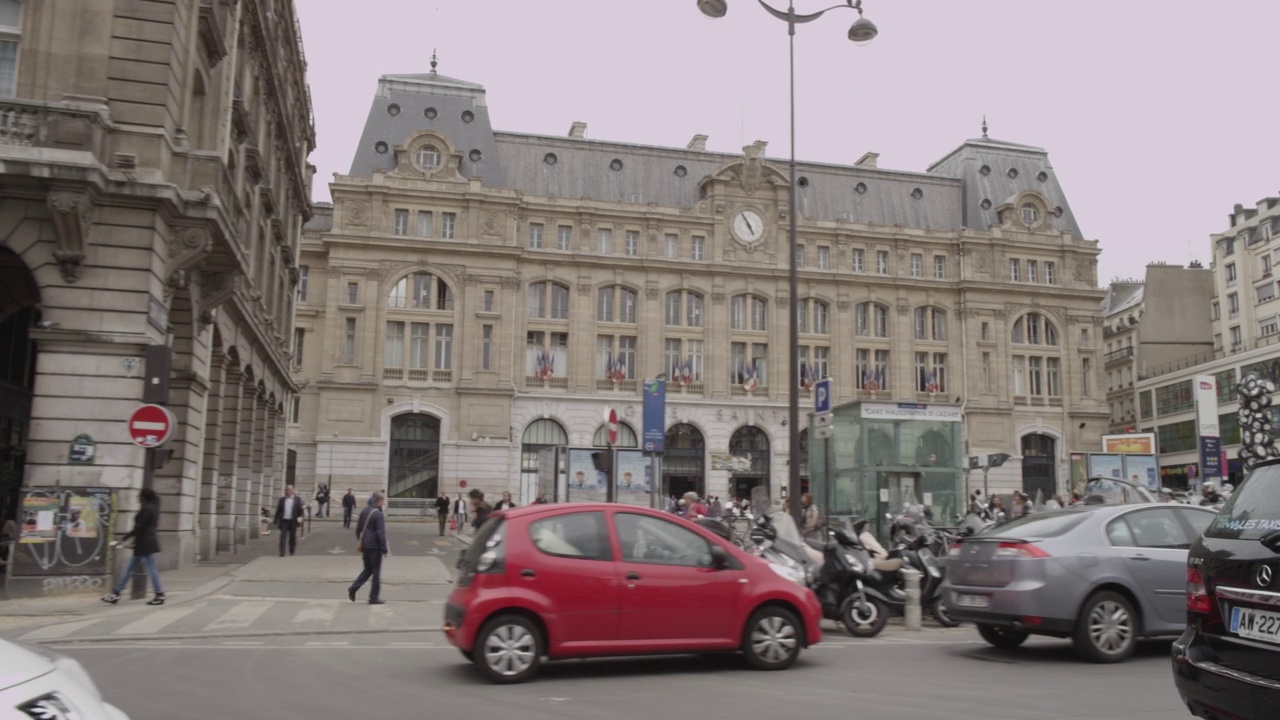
left=698, top=0, right=878, bottom=520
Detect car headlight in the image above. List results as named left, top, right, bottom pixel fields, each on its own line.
left=769, top=562, right=806, bottom=585
left=843, top=553, right=866, bottom=574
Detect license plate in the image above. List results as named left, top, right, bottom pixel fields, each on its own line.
left=1230, top=606, right=1280, bottom=645
left=956, top=594, right=990, bottom=609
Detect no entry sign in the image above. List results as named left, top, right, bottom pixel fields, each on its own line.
left=128, top=404, right=176, bottom=448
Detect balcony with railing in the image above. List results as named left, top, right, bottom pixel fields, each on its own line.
left=1105, top=346, right=1135, bottom=365
left=1014, top=395, right=1064, bottom=407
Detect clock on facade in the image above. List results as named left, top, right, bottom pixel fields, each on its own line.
left=731, top=209, right=766, bottom=245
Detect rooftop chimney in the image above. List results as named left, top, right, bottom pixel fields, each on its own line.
left=568, top=121, right=587, bottom=138
left=855, top=152, right=879, bottom=168
left=687, top=134, right=708, bottom=151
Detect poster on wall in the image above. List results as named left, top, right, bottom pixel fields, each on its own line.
left=615, top=450, right=651, bottom=506
left=12, top=488, right=113, bottom=578
left=1088, top=453, right=1124, bottom=480
left=1122, top=455, right=1159, bottom=491
left=566, top=448, right=608, bottom=503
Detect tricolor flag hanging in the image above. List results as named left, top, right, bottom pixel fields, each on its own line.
left=683, top=356, right=693, bottom=386
left=743, top=364, right=759, bottom=393
left=925, top=370, right=940, bottom=394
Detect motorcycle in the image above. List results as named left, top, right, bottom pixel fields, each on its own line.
left=887, top=511, right=960, bottom=628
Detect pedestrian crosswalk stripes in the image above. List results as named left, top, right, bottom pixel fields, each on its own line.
left=113, top=603, right=206, bottom=636
left=14, top=597, right=446, bottom=643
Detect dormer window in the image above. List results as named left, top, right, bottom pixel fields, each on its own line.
left=1020, top=203, right=1041, bottom=227
left=415, top=144, right=441, bottom=171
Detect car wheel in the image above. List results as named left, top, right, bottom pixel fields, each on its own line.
left=742, top=606, right=802, bottom=670
left=976, top=623, right=1028, bottom=649
left=840, top=595, right=889, bottom=638
left=1074, top=591, right=1136, bottom=663
left=931, top=597, right=962, bottom=628
left=475, top=615, right=542, bottom=684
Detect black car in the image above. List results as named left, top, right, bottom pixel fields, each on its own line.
left=1172, top=459, right=1280, bottom=720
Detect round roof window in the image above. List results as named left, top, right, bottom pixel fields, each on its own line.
left=374, top=141, right=389, bottom=154
left=855, top=182, right=867, bottom=194
left=674, top=165, right=687, bottom=177
left=424, top=107, right=438, bottom=120
left=544, top=152, right=558, bottom=166
left=468, top=149, right=483, bottom=162
left=387, top=103, right=401, bottom=117
left=610, top=159, right=623, bottom=171
left=461, top=110, right=475, bottom=124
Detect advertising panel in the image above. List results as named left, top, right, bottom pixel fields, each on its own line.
left=614, top=450, right=652, bottom=506
left=1088, top=453, right=1124, bottom=480
left=1200, top=436, right=1223, bottom=483
left=566, top=448, right=608, bottom=503
left=1101, top=433, right=1156, bottom=454
left=1122, top=455, right=1159, bottom=491
left=12, top=488, right=113, bottom=578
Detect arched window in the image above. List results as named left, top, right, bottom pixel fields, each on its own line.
left=730, top=294, right=768, bottom=331
left=520, top=418, right=567, bottom=473
left=388, top=272, right=453, bottom=311
left=597, top=286, right=638, bottom=323
left=729, top=425, right=771, bottom=479
left=1011, top=314, right=1062, bottom=399
left=913, top=306, right=947, bottom=341
left=388, top=413, right=441, bottom=498
left=664, top=290, right=704, bottom=327
left=855, top=302, right=890, bottom=338
left=798, top=299, right=830, bottom=335
left=527, top=281, right=570, bottom=319
left=1012, top=312, right=1058, bottom=346
left=592, top=422, right=638, bottom=448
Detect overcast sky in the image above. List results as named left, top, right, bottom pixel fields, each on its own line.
left=295, top=0, right=1279, bottom=285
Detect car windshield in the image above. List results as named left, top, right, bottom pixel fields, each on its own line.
left=981, top=510, right=1089, bottom=539
left=1204, top=463, right=1280, bottom=541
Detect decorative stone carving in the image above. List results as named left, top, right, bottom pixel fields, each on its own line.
left=993, top=309, right=1009, bottom=321
left=577, top=282, right=593, bottom=296
left=975, top=251, right=991, bottom=274
left=47, top=191, right=93, bottom=282
left=896, top=302, right=910, bottom=317
left=837, top=300, right=852, bottom=312
left=500, top=276, right=522, bottom=289
left=196, top=271, right=239, bottom=329
left=645, top=285, right=659, bottom=300
left=775, top=294, right=790, bottom=307
left=711, top=291, right=726, bottom=304
left=345, top=201, right=369, bottom=228
left=163, top=226, right=212, bottom=298
left=481, top=211, right=502, bottom=236
left=1073, top=260, right=1088, bottom=282
left=464, top=274, right=482, bottom=286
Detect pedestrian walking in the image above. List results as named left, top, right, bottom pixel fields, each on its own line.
left=274, top=484, right=305, bottom=556
left=434, top=494, right=450, bottom=536
left=494, top=491, right=517, bottom=511
left=315, top=485, right=330, bottom=518
left=348, top=491, right=388, bottom=604
left=342, top=488, right=356, bottom=529
left=799, top=493, right=821, bottom=538
left=468, top=489, right=492, bottom=530
left=101, top=488, right=165, bottom=606
left=453, top=493, right=468, bottom=529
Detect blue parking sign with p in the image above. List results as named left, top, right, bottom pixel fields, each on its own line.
left=815, top=378, right=831, bottom=414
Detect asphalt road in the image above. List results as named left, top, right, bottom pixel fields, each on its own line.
left=53, top=633, right=1192, bottom=720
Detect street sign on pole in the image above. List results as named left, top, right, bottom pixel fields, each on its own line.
left=814, top=378, right=832, bottom=414
left=127, top=404, right=175, bottom=448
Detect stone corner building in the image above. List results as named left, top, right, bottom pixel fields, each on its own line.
left=0, top=0, right=315, bottom=570
left=291, top=64, right=1108, bottom=508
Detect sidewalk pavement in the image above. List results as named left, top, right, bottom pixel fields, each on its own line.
left=1, top=516, right=462, bottom=631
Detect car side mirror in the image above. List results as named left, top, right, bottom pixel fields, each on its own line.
left=709, top=544, right=730, bottom=570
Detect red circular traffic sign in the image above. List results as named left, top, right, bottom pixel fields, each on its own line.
left=128, top=404, right=176, bottom=448
left=459, top=480, right=468, bottom=489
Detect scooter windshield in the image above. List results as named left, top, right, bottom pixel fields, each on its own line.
left=750, top=485, right=804, bottom=547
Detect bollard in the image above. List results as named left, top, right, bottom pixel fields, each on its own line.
left=902, top=567, right=923, bottom=631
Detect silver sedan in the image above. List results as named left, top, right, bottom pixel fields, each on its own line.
left=942, top=503, right=1217, bottom=663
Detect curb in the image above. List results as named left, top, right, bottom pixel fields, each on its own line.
left=33, top=624, right=444, bottom=645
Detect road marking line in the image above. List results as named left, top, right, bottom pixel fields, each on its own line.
left=291, top=602, right=339, bottom=625
left=203, top=601, right=274, bottom=632
left=220, top=641, right=264, bottom=646
left=112, top=603, right=205, bottom=636
left=20, top=618, right=104, bottom=641
left=305, top=641, right=350, bottom=646
left=369, top=603, right=397, bottom=628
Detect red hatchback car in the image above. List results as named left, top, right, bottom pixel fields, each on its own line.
left=443, top=503, right=823, bottom=683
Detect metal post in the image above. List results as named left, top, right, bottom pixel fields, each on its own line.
left=903, top=567, right=923, bottom=631
left=785, top=4, right=802, bottom=522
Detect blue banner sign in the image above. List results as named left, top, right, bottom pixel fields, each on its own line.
left=642, top=379, right=665, bottom=453
left=1199, top=436, right=1223, bottom=481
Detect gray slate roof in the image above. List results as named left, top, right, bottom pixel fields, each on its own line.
left=346, top=71, right=1084, bottom=239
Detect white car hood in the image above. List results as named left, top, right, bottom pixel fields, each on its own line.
left=0, top=641, right=55, bottom=692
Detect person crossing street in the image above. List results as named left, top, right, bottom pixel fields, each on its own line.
left=348, top=491, right=388, bottom=604
left=342, top=488, right=357, bottom=529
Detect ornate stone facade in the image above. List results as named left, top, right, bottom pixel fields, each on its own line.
left=0, top=0, right=315, bottom=574
left=290, top=68, right=1108, bottom=505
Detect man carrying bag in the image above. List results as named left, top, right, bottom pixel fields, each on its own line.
left=348, top=491, right=388, bottom=604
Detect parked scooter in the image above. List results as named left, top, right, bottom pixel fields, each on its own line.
left=887, top=511, right=960, bottom=627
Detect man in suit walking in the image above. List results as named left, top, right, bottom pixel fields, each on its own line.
left=341, top=488, right=357, bottom=529
left=274, top=485, right=305, bottom=557
left=434, top=494, right=450, bottom=536
left=349, top=491, right=388, bottom=604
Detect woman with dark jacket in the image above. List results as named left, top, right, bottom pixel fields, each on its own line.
left=102, top=488, right=165, bottom=606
